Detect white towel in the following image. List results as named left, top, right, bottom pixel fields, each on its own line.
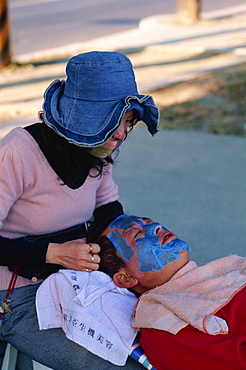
left=36, top=270, right=138, bottom=365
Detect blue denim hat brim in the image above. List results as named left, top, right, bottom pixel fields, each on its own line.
left=43, top=79, right=159, bottom=147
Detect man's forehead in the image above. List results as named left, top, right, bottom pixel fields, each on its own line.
left=108, top=215, right=145, bottom=229
left=105, top=215, right=147, bottom=263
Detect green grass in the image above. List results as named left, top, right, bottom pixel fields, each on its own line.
left=156, top=64, right=246, bottom=136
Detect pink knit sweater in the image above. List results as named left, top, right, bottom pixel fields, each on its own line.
left=0, top=128, right=119, bottom=289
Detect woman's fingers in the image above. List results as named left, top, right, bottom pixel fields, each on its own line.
left=46, top=239, right=101, bottom=271
left=81, top=242, right=101, bottom=271
left=87, top=242, right=101, bottom=254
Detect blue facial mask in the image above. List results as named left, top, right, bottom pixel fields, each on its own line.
left=143, top=222, right=168, bottom=236
left=136, top=237, right=191, bottom=272
left=136, top=221, right=191, bottom=272
left=109, top=215, right=144, bottom=229
left=107, top=215, right=191, bottom=272
left=107, top=229, right=135, bottom=262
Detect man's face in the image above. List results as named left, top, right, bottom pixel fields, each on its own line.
left=103, top=215, right=191, bottom=292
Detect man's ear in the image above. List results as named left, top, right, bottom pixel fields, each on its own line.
left=113, top=269, right=138, bottom=289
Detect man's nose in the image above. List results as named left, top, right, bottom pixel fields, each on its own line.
left=144, top=223, right=163, bottom=237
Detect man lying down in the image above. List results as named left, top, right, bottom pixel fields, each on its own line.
left=36, top=215, right=246, bottom=369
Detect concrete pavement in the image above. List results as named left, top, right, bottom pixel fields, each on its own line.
left=0, top=4, right=245, bottom=264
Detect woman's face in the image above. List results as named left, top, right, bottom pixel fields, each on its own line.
left=101, top=109, right=137, bottom=149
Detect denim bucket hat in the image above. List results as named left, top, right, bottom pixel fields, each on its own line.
left=43, top=51, right=159, bottom=147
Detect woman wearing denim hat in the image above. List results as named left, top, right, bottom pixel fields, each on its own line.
left=0, top=51, right=159, bottom=369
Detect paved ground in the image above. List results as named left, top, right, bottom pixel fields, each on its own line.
left=0, top=4, right=245, bottom=265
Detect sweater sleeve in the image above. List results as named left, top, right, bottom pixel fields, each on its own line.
left=0, top=140, right=30, bottom=232
left=0, top=235, right=48, bottom=267
left=0, top=136, right=51, bottom=271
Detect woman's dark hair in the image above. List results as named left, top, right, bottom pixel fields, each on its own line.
left=38, top=112, right=114, bottom=188
left=98, top=235, right=126, bottom=278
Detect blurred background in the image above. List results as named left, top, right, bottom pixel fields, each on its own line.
left=3, top=0, right=246, bottom=58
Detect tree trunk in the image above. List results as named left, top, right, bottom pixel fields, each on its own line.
left=0, top=0, right=11, bottom=67
left=177, top=0, right=201, bottom=24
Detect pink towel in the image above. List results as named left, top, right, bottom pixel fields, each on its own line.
left=132, top=255, right=246, bottom=335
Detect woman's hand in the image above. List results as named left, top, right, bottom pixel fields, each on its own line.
left=45, top=238, right=100, bottom=272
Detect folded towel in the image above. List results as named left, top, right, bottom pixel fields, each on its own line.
left=132, top=255, right=246, bottom=335
left=36, top=270, right=138, bottom=365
